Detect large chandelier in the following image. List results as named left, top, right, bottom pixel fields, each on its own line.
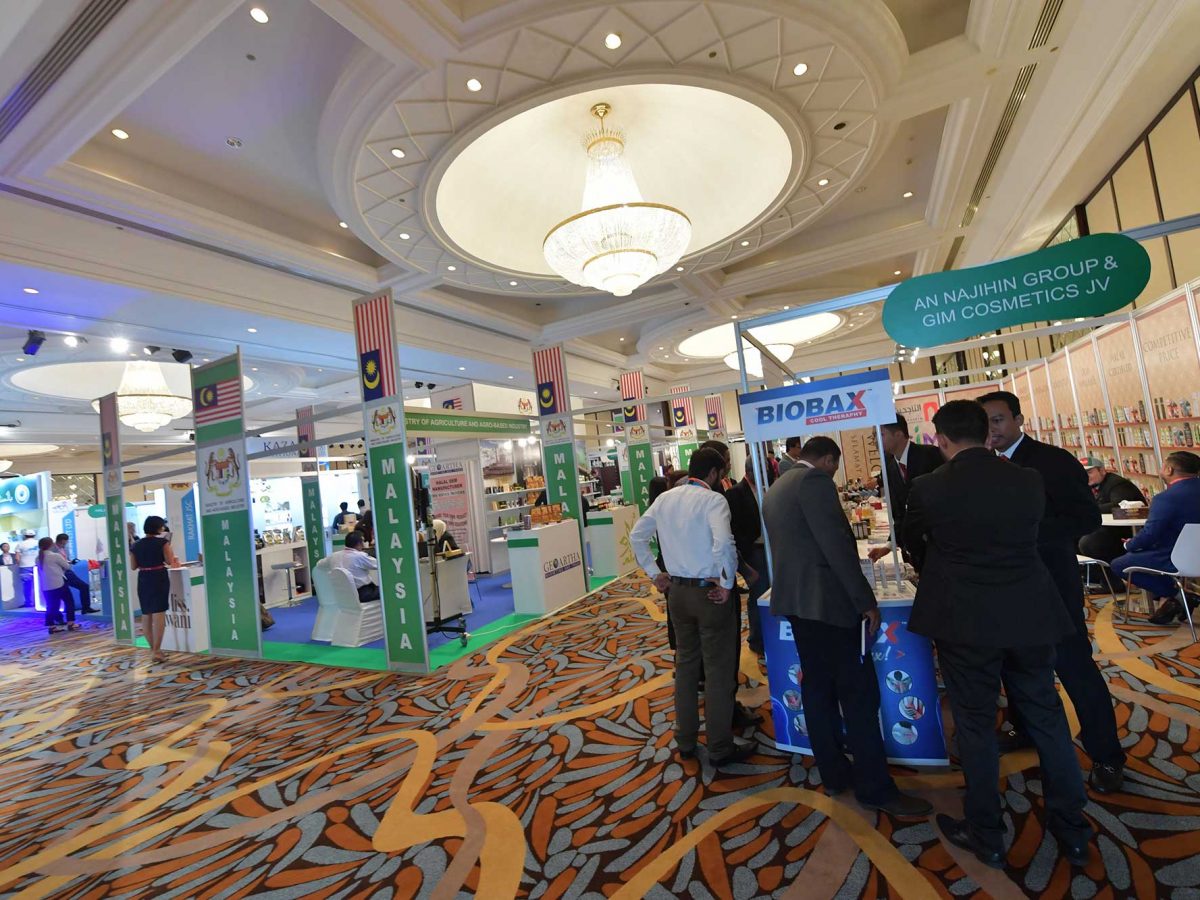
left=543, top=102, right=691, bottom=297
left=90, top=361, right=192, bottom=433
left=724, top=343, right=795, bottom=378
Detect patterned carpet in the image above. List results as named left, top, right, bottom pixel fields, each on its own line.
left=0, top=576, right=1198, bottom=898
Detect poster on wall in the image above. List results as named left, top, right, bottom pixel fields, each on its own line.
left=741, top=370, right=895, bottom=443
left=429, top=462, right=472, bottom=556
left=98, top=393, right=133, bottom=644
left=354, top=289, right=428, bottom=672
left=893, top=392, right=940, bottom=447
left=192, top=353, right=261, bottom=658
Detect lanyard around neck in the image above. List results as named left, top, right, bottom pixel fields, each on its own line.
left=686, top=477, right=710, bottom=491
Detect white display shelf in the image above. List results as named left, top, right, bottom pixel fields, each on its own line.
left=483, top=488, right=539, bottom=501
left=486, top=503, right=534, bottom=517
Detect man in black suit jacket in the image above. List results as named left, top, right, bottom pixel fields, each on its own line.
left=1077, top=456, right=1147, bottom=563
left=880, top=413, right=944, bottom=554
left=725, top=464, right=768, bottom=653
left=905, top=400, right=1091, bottom=869
left=764, top=437, right=930, bottom=818
left=979, top=391, right=1124, bottom=793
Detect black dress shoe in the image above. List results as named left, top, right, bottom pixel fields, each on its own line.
left=1056, top=837, right=1090, bottom=867
left=677, top=746, right=697, bottom=761
left=996, top=728, right=1033, bottom=753
left=711, top=740, right=756, bottom=767
left=1089, top=762, right=1124, bottom=794
left=864, top=792, right=933, bottom=818
left=732, top=704, right=763, bottom=728
left=1149, top=598, right=1182, bottom=625
left=937, top=814, right=1005, bottom=869
left=81, top=607, right=97, bottom=614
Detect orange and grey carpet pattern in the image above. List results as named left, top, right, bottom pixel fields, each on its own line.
left=0, top=577, right=1198, bottom=898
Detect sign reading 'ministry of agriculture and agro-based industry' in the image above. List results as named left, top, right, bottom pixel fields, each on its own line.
left=882, top=233, right=1151, bottom=347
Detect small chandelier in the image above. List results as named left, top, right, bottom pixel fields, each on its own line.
left=724, top=344, right=795, bottom=378
left=90, top=361, right=192, bottom=433
left=543, top=102, right=691, bottom=297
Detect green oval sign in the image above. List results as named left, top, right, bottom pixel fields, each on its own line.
left=882, top=233, right=1150, bottom=347
left=87, top=504, right=106, bottom=519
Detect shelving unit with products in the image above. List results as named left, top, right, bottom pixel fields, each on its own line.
left=1096, top=322, right=1161, bottom=495
left=1047, top=353, right=1081, bottom=452
left=1067, top=339, right=1119, bottom=470
left=1027, top=363, right=1059, bottom=446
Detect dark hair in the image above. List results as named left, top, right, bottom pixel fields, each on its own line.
left=1166, top=450, right=1200, bottom=475
left=881, top=413, right=909, bottom=436
left=339, top=502, right=349, bottom=511
left=646, top=476, right=669, bottom=506
left=55, top=533, right=69, bottom=543
left=357, top=499, right=366, bottom=508
left=784, top=436, right=802, bottom=451
left=143, top=515, right=167, bottom=536
left=799, top=436, right=841, bottom=462
left=37, top=536, right=54, bottom=568
left=689, top=447, right=726, bottom=479
left=932, top=400, right=988, bottom=445
left=699, top=439, right=730, bottom=461
left=977, top=390, right=1021, bottom=417
left=345, top=532, right=365, bottom=549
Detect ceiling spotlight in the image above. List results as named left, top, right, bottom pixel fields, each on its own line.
left=251, top=367, right=259, bottom=371
left=619, top=337, right=625, bottom=342
left=247, top=327, right=257, bottom=333
left=605, top=33, right=622, bottom=50
left=447, top=265, right=457, bottom=271
left=902, top=191, right=914, bottom=199
left=143, top=345, right=162, bottom=356
left=675, top=266, right=684, bottom=272
left=338, top=221, right=348, bottom=229
left=172, top=349, right=193, bottom=363
left=15, top=356, right=25, bottom=362
left=399, top=232, right=410, bottom=240
left=783, top=305, right=790, bottom=310
left=793, top=62, right=808, bottom=77
left=817, top=178, right=829, bottom=186
left=111, top=128, right=129, bottom=140
left=730, top=314, right=738, bottom=319
left=507, top=375, right=514, bottom=379
left=63, top=335, right=79, bottom=348
left=390, top=148, right=406, bottom=159
left=893, top=269, right=902, bottom=276
left=740, top=240, right=750, bottom=247
left=427, top=383, right=436, bottom=389
left=110, top=337, right=129, bottom=353
left=22, top=330, right=46, bottom=356
left=22, top=287, right=38, bottom=295
left=458, top=366, right=466, bottom=371
left=225, top=136, right=243, bottom=149
left=510, top=281, right=518, bottom=286
left=466, top=78, right=482, bottom=92
left=250, top=7, right=269, bottom=24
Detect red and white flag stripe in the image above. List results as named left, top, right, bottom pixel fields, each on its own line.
left=194, top=378, right=243, bottom=426
left=669, top=384, right=695, bottom=426
left=619, top=370, right=646, bottom=422
left=354, top=292, right=397, bottom=398
left=705, top=395, right=725, bottom=428
left=532, top=345, right=566, bottom=409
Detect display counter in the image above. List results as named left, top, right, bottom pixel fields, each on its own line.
left=757, top=577, right=948, bottom=767
left=256, top=541, right=311, bottom=608
left=0, top=567, right=15, bottom=609
left=508, top=520, right=586, bottom=616
left=164, top=566, right=209, bottom=652
left=420, top=552, right=473, bottom=621
left=586, top=504, right=639, bottom=579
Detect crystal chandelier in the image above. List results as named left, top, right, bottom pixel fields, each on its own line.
left=90, top=361, right=192, bottom=433
left=724, top=343, right=795, bottom=378
left=543, top=102, right=691, bottom=297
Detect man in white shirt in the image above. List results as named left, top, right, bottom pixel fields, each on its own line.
left=332, top=532, right=379, bottom=602
left=16, top=530, right=38, bottom=607
left=631, top=447, right=752, bottom=767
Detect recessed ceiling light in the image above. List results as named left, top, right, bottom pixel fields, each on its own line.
left=817, top=178, right=829, bottom=186
left=110, top=338, right=129, bottom=352
left=675, top=266, right=684, bottom=272
left=251, top=367, right=259, bottom=372
left=507, top=375, right=514, bottom=379
left=466, top=78, right=482, bottom=92
left=22, top=287, right=38, bottom=295
left=247, top=327, right=257, bottom=333
left=64, top=335, right=79, bottom=348
left=619, top=337, right=625, bottom=342
left=15, top=356, right=25, bottom=363
left=458, top=366, right=466, bottom=371
left=658, top=346, right=664, bottom=350
left=111, top=128, right=129, bottom=140
left=510, top=280, right=518, bottom=286
left=225, top=136, right=243, bottom=149
left=605, top=33, right=622, bottom=50
left=902, top=191, right=914, bottom=199
left=793, top=62, right=808, bottom=77
left=783, top=305, right=790, bottom=310
left=893, top=270, right=902, bottom=276
left=250, top=7, right=269, bottom=24
left=339, top=221, right=348, bottom=228
left=740, top=240, right=750, bottom=247
left=390, top=147, right=406, bottom=159
left=399, top=232, right=410, bottom=240
left=447, top=265, right=457, bottom=271
left=202, top=358, right=210, bottom=363
left=731, top=314, right=738, bottom=319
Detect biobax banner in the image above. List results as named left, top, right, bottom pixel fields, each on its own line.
left=740, top=370, right=894, bottom=442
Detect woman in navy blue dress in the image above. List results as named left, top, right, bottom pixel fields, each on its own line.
left=130, top=516, right=179, bottom=662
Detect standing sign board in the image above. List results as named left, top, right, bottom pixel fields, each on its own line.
left=192, top=353, right=261, bottom=657
left=296, top=406, right=326, bottom=573
left=740, top=370, right=895, bottom=443
left=533, top=344, right=585, bottom=533
left=670, top=385, right=699, bottom=471
left=354, top=290, right=428, bottom=672
left=620, top=370, right=655, bottom=513
left=98, top=393, right=134, bottom=643
left=429, top=462, right=472, bottom=556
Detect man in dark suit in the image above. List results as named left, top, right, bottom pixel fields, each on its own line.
left=726, top=463, right=768, bottom=653
left=763, top=437, right=931, bottom=818
left=978, top=391, right=1123, bottom=793
left=905, top=400, right=1092, bottom=869
left=880, top=413, right=944, bottom=554
left=1077, top=456, right=1146, bottom=564
left=1111, top=450, right=1200, bottom=625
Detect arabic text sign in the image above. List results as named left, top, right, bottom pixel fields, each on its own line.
left=882, top=233, right=1150, bottom=346
left=740, top=370, right=894, bottom=442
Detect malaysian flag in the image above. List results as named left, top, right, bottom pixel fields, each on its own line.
left=442, top=397, right=464, bottom=410
left=705, top=395, right=725, bottom=431
left=619, top=370, right=645, bottom=423
left=194, top=378, right=242, bottom=426
left=354, top=292, right=397, bottom=402
left=669, top=384, right=694, bottom=428
left=532, top=345, right=566, bottom=417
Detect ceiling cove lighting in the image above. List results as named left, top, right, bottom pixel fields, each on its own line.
left=543, top=102, right=691, bottom=297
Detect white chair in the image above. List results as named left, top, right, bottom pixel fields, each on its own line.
left=327, top=566, right=384, bottom=647
left=1120, top=523, right=1200, bottom=641
left=309, top=558, right=340, bottom=642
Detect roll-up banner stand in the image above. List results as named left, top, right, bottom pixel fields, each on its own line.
left=532, top=343, right=585, bottom=545
left=670, top=384, right=699, bottom=471
left=192, top=351, right=261, bottom=658
left=296, top=405, right=326, bottom=572
left=353, top=289, right=429, bottom=673
left=98, top=393, right=134, bottom=644
left=619, top=370, right=655, bottom=513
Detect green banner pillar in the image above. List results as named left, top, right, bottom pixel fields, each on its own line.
left=296, top=406, right=325, bottom=571
left=98, top=394, right=134, bottom=643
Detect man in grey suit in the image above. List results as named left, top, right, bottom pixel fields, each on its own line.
left=763, top=437, right=931, bottom=817
left=776, top=436, right=803, bottom=474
